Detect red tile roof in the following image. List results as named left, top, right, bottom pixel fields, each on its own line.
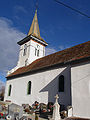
left=7, top=41, right=90, bottom=78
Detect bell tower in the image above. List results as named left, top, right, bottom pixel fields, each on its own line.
left=17, top=10, right=48, bottom=68
left=7, top=10, right=48, bottom=75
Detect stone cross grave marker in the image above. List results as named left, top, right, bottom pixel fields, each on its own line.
left=55, top=94, right=59, bottom=103
left=52, top=94, right=61, bottom=120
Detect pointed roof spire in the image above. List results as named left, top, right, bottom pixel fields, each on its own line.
left=28, top=9, right=40, bottom=37
left=18, top=8, right=48, bottom=46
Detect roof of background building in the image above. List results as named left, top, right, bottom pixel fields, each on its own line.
left=7, top=41, right=90, bottom=78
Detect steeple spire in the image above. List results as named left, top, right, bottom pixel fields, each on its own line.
left=28, top=9, right=40, bottom=37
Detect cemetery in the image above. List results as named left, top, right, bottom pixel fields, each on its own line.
left=0, top=94, right=70, bottom=120
left=0, top=95, right=90, bottom=120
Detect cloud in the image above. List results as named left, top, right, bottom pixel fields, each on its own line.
left=59, top=45, right=70, bottom=51
left=46, top=47, right=57, bottom=55
left=14, top=6, right=27, bottom=14
left=59, top=45, right=65, bottom=50
left=0, top=17, right=26, bottom=74
left=13, top=6, right=28, bottom=21
left=45, top=45, right=69, bottom=56
left=0, top=17, right=57, bottom=79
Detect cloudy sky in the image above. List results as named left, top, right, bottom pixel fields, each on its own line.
left=0, top=0, right=90, bottom=86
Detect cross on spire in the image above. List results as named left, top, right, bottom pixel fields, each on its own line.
left=35, top=0, right=38, bottom=11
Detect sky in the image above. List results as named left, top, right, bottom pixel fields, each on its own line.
left=0, top=0, right=90, bottom=87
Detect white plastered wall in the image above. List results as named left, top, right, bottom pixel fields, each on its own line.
left=71, top=62, right=90, bottom=118
left=4, top=66, right=71, bottom=107
left=17, top=39, right=45, bottom=68
left=17, top=41, right=30, bottom=67
left=28, top=40, right=45, bottom=64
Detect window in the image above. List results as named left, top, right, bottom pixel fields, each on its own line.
left=35, top=48, right=37, bottom=56
left=35, top=45, right=40, bottom=57
left=37, top=50, right=39, bottom=56
left=8, top=85, right=12, bottom=96
left=43, top=47, right=45, bottom=56
left=27, top=81, right=31, bottom=95
left=58, top=75, right=64, bottom=92
left=25, top=59, right=28, bottom=66
left=23, top=44, right=27, bottom=56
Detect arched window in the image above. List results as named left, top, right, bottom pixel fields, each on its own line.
left=35, top=45, right=40, bottom=57
left=8, top=85, right=12, bottom=96
left=35, top=48, right=37, bottom=56
left=37, top=50, right=39, bottom=56
left=27, top=81, right=31, bottom=95
left=23, top=44, right=27, bottom=56
left=58, top=75, right=64, bottom=92
left=25, top=59, right=28, bottom=66
left=37, top=45, right=39, bottom=57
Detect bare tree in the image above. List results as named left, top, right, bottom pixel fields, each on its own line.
left=0, top=86, right=5, bottom=101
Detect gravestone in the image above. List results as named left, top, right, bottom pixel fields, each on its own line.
left=52, top=94, right=61, bottom=120
left=6, top=115, right=12, bottom=120
left=0, top=105, right=2, bottom=112
left=8, top=103, right=23, bottom=119
left=67, top=106, right=73, bottom=117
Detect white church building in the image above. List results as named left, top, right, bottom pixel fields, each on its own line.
left=4, top=10, right=90, bottom=118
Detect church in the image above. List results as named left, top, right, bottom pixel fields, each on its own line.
left=4, top=10, right=90, bottom=118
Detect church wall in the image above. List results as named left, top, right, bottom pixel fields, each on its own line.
left=28, top=40, right=45, bottom=63
left=71, top=61, right=90, bottom=118
left=4, top=66, right=71, bottom=107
